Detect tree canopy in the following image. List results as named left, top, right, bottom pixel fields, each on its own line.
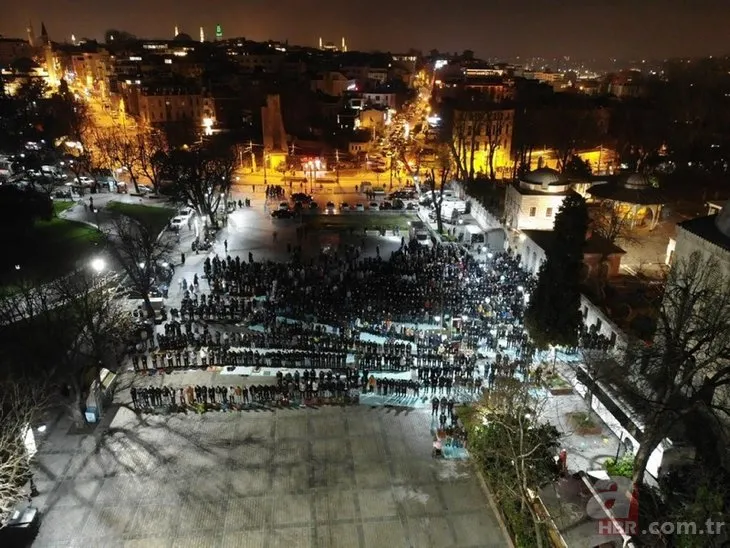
left=525, top=191, right=589, bottom=349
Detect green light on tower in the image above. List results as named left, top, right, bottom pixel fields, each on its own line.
left=215, top=24, right=223, bottom=40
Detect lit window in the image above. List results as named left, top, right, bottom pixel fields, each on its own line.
left=546, top=208, right=553, bottom=217
left=529, top=207, right=536, bottom=217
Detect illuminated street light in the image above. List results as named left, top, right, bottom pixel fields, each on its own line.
left=90, top=258, right=106, bottom=273
left=138, top=262, right=145, bottom=269
left=202, top=117, right=214, bottom=136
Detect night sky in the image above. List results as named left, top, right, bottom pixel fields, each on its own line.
left=3, top=0, right=730, bottom=60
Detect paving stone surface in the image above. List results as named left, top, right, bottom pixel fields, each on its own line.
left=31, top=406, right=508, bottom=547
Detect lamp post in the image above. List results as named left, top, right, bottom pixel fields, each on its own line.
left=263, top=150, right=268, bottom=185
left=90, top=258, right=106, bottom=274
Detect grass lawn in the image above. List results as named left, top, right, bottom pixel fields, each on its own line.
left=302, top=213, right=416, bottom=231
left=52, top=200, right=76, bottom=216
left=1, top=217, right=104, bottom=290
left=106, top=201, right=175, bottom=235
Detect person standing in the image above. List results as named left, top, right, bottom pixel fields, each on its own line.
left=224, top=239, right=228, bottom=253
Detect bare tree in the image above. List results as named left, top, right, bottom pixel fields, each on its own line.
left=103, top=126, right=143, bottom=193
left=55, top=269, right=132, bottom=370
left=137, top=125, right=169, bottom=194
left=616, top=252, right=730, bottom=489
left=0, top=279, right=86, bottom=427
left=461, top=377, right=561, bottom=548
left=591, top=202, right=638, bottom=246
left=167, top=144, right=236, bottom=227
left=427, top=146, right=452, bottom=234
left=106, top=215, right=172, bottom=316
left=484, top=109, right=510, bottom=180
left=0, top=381, right=47, bottom=524
left=51, top=268, right=133, bottom=424
left=448, top=108, right=486, bottom=181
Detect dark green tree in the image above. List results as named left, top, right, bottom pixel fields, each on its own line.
left=524, top=191, right=588, bottom=349
left=563, top=155, right=592, bottom=179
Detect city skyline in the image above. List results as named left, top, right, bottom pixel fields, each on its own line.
left=2, top=0, right=730, bottom=60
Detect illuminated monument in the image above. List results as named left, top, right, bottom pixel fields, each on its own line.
left=261, top=95, right=288, bottom=173
left=318, top=37, right=348, bottom=52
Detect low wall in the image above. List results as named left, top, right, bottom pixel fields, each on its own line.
left=452, top=181, right=502, bottom=231
left=569, top=363, right=665, bottom=479
left=579, top=295, right=629, bottom=354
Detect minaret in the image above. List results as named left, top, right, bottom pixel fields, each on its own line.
left=26, top=21, right=35, bottom=47
left=199, top=26, right=205, bottom=43
left=342, top=37, right=347, bottom=52
left=174, top=25, right=179, bottom=37
left=40, top=22, right=49, bottom=46
left=318, top=37, right=322, bottom=49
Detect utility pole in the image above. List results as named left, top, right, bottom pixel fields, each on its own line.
left=335, top=149, right=340, bottom=184
left=249, top=140, right=257, bottom=173
left=263, top=149, right=268, bottom=184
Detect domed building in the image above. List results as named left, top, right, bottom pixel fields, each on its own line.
left=504, top=167, right=574, bottom=230
left=587, top=172, right=667, bottom=230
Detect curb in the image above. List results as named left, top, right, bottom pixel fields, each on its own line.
left=472, top=461, right=516, bottom=548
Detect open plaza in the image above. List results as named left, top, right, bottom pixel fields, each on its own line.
left=26, top=189, right=525, bottom=547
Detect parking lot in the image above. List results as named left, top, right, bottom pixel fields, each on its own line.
left=30, top=405, right=508, bottom=547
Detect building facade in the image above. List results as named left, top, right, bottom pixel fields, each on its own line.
left=451, top=106, right=514, bottom=179
left=504, top=168, right=571, bottom=230
left=125, top=84, right=206, bottom=126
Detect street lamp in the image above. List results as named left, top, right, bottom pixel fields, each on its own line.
left=90, top=258, right=106, bottom=274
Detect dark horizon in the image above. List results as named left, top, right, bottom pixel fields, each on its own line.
left=2, top=0, right=730, bottom=61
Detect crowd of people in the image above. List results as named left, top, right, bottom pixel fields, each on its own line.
left=129, top=232, right=546, bottom=422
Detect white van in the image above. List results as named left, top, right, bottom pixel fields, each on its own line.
left=415, top=230, right=433, bottom=248
left=461, top=224, right=485, bottom=247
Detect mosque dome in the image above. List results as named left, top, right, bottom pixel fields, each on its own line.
left=174, top=33, right=193, bottom=42
left=518, top=167, right=571, bottom=194
left=715, top=200, right=730, bottom=238
left=523, top=167, right=563, bottom=186
left=623, top=173, right=652, bottom=190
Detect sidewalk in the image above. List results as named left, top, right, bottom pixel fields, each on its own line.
left=538, top=361, right=620, bottom=474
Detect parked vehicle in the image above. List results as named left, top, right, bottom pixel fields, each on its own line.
left=0, top=505, right=40, bottom=547
left=271, top=209, right=294, bottom=219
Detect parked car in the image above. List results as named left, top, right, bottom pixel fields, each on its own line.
left=309, top=201, right=319, bottom=210
left=368, top=202, right=379, bottom=210
left=354, top=203, right=365, bottom=212
left=291, top=192, right=312, bottom=203
left=415, top=231, right=433, bottom=248
left=178, top=207, right=194, bottom=222
left=278, top=202, right=289, bottom=211
left=74, top=175, right=94, bottom=186
left=379, top=201, right=393, bottom=210
left=0, top=505, right=40, bottom=547
left=169, top=216, right=185, bottom=230
left=325, top=201, right=335, bottom=213
left=271, top=209, right=294, bottom=219
left=340, top=202, right=350, bottom=211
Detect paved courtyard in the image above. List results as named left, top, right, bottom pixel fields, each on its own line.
left=30, top=405, right=509, bottom=547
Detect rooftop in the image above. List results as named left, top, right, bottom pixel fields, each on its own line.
left=678, top=213, right=730, bottom=253
left=522, top=230, right=626, bottom=256
left=588, top=172, right=668, bottom=205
